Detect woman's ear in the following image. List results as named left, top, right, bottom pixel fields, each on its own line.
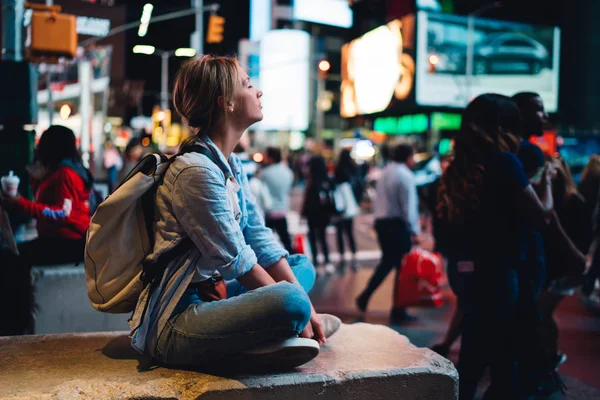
left=217, top=96, right=224, bottom=109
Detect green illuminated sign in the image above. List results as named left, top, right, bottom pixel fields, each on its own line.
left=431, top=112, right=461, bottom=131
left=439, top=138, right=453, bottom=156
left=373, top=114, right=428, bottom=135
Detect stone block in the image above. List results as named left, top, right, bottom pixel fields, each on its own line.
left=0, top=323, right=458, bottom=399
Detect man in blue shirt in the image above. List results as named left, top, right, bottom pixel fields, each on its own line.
left=356, top=144, right=419, bottom=323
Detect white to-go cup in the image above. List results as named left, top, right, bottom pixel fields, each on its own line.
left=1, top=171, right=20, bottom=197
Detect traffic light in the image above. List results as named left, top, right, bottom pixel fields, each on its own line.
left=206, top=15, right=225, bottom=44
left=25, top=4, right=77, bottom=63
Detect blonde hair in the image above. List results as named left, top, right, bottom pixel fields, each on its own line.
left=173, top=55, right=239, bottom=147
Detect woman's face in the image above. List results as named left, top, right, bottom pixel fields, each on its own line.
left=230, top=66, right=263, bottom=128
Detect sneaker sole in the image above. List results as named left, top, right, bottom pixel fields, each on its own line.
left=244, top=338, right=320, bottom=369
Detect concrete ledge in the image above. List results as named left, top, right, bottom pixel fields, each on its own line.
left=32, top=265, right=129, bottom=334
left=0, top=323, right=458, bottom=400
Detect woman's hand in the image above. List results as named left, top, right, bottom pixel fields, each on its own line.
left=541, top=162, right=556, bottom=185
left=300, top=303, right=326, bottom=345
left=0, top=191, right=21, bottom=208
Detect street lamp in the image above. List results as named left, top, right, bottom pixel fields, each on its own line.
left=132, top=46, right=196, bottom=110
left=132, top=45, right=155, bottom=55
left=465, top=1, right=502, bottom=102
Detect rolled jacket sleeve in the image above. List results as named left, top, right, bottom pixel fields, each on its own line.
left=237, top=161, right=288, bottom=268
left=171, top=166, right=257, bottom=280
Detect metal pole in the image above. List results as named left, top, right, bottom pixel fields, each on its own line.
left=316, top=74, right=325, bottom=146
left=79, top=60, right=92, bottom=168
left=1, top=0, right=25, bottom=61
left=465, top=2, right=502, bottom=104
left=191, top=0, right=204, bottom=56
left=47, top=72, right=54, bottom=124
left=45, top=0, right=54, bottom=123
left=465, top=14, right=474, bottom=103
left=160, top=52, right=169, bottom=110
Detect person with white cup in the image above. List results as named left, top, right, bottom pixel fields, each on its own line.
left=1, top=171, right=20, bottom=197
left=0, top=125, right=94, bottom=336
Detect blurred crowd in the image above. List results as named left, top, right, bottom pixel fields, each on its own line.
left=2, top=89, right=600, bottom=399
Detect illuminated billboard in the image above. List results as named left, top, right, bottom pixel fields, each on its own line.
left=257, top=30, right=310, bottom=131
left=341, top=16, right=416, bottom=118
left=293, top=0, right=352, bottom=29
left=416, top=11, right=561, bottom=112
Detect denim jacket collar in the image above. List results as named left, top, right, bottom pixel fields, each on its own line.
left=197, top=135, right=235, bottom=180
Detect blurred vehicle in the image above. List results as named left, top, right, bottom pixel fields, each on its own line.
left=429, top=32, right=549, bottom=75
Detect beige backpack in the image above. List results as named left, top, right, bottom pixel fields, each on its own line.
left=85, top=146, right=216, bottom=313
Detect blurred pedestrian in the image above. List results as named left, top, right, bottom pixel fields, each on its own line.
left=512, top=92, right=557, bottom=395
left=579, top=155, right=600, bottom=303
left=537, top=157, right=591, bottom=378
left=513, top=92, right=551, bottom=301
left=119, top=137, right=146, bottom=182
left=333, top=149, right=360, bottom=270
left=0, top=125, right=93, bottom=335
left=356, top=144, right=420, bottom=323
left=427, top=154, right=464, bottom=358
left=578, top=155, right=600, bottom=209
left=249, top=167, right=272, bottom=220
left=261, top=147, right=294, bottom=253
left=302, top=155, right=334, bottom=273
left=438, top=94, right=554, bottom=400
left=103, top=140, right=122, bottom=193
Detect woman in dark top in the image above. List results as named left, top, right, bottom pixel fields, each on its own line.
left=438, top=94, right=555, bottom=400
left=302, top=156, right=333, bottom=271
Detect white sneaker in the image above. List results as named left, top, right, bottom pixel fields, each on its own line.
left=319, top=313, right=342, bottom=338
left=243, top=337, right=320, bottom=368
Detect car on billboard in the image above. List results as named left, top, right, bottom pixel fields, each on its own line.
left=429, top=32, right=549, bottom=75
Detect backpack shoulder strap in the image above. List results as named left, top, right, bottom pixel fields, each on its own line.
left=178, top=144, right=218, bottom=166
left=177, top=144, right=231, bottom=182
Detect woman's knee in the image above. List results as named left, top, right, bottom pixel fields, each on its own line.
left=265, top=281, right=312, bottom=333
left=287, top=254, right=316, bottom=292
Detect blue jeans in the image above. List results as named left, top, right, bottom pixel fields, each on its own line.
left=154, top=255, right=315, bottom=367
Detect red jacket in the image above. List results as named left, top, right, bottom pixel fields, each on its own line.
left=16, top=166, right=91, bottom=240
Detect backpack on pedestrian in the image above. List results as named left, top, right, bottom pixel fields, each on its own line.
left=84, top=145, right=216, bottom=313
left=318, top=180, right=345, bottom=217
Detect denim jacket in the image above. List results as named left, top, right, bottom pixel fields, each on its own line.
left=129, top=136, right=288, bottom=355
